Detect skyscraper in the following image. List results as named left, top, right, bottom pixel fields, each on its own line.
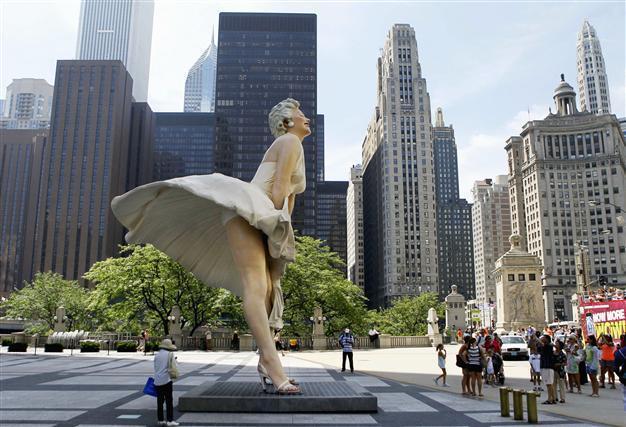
left=506, top=75, right=626, bottom=321
left=214, top=13, right=319, bottom=237
left=316, top=181, right=348, bottom=273
left=184, top=31, right=218, bottom=112
left=362, top=24, right=438, bottom=308
left=0, top=129, right=47, bottom=295
left=75, top=0, right=154, bottom=102
left=433, top=108, right=475, bottom=300
left=27, top=60, right=136, bottom=283
left=0, top=79, right=53, bottom=129
left=347, top=164, right=364, bottom=289
left=471, top=176, right=511, bottom=314
left=577, top=20, right=611, bottom=114
left=153, top=113, right=215, bottom=181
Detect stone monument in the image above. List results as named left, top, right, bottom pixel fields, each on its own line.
left=168, top=305, right=183, bottom=347
left=53, top=306, right=67, bottom=332
left=426, top=307, right=442, bottom=347
left=445, top=285, right=466, bottom=339
left=494, top=235, right=545, bottom=332
left=311, top=306, right=327, bottom=350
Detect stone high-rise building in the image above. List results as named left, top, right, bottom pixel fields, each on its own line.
left=577, top=20, right=611, bottom=114
left=75, top=0, right=154, bottom=102
left=506, top=74, right=626, bottom=321
left=433, top=107, right=475, bottom=300
left=184, top=31, right=217, bottom=113
left=26, top=60, right=141, bottom=284
left=214, top=12, right=319, bottom=237
left=362, top=24, right=438, bottom=308
left=347, top=164, right=364, bottom=289
left=1, top=79, right=53, bottom=129
left=471, top=176, right=511, bottom=312
left=0, top=129, right=48, bottom=295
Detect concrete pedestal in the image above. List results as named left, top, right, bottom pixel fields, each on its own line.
left=178, top=381, right=377, bottom=413
left=312, top=335, right=326, bottom=350
left=239, top=334, right=254, bottom=351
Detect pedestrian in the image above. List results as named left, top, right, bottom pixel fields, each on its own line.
left=529, top=347, right=542, bottom=391
left=553, top=340, right=567, bottom=403
left=585, top=335, right=600, bottom=397
left=613, top=340, right=626, bottom=410
left=565, top=335, right=582, bottom=394
left=434, top=343, right=448, bottom=386
left=274, top=329, right=285, bottom=357
left=339, top=328, right=354, bottom=373
left=456, top=328, right=463, bottom=344
left=368, top=326, right=380, bottom=348
left=457, top=335, right=471, bottom=395
left=139, top=329, right=148, bottom=352
left=464, top=337, right=484, bottom=398
left=598, top=334, right=616, bottom=389
left=230, top=331, right=239, bottom=351
left=485, top=349, right=495, bottom=386
left=538, top=335, right=556, bottom=404
left=153, top=339, right=179, bottom=426
left=492, top=333, right=503, bottom=354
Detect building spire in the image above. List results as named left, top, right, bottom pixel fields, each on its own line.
left=435, top=107, right=445, bottom=127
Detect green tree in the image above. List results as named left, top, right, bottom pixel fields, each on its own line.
left=0, top=272, right=89, bottom=333
left=281, top=236, right=369, bottom=337
left=85, top=244, right=226, bottom=335
left=377, top=292, right=445, bottom=336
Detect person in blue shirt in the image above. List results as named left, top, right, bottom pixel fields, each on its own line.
left=339, top=328, right=355, bottom=373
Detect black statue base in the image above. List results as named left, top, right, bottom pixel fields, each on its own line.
left=178, top=381, right=378, bottom=413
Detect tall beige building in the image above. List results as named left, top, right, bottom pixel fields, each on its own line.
left=577, top=20, right=611, bottom=114
left=471, top=176, right=512, bottom=315
left=347, top=164, right=364, bottom=289
left=506, top=75, right=626, bottom=321
left=1, top=79, right=53, bottom=129
left=362, top=24, right=438, bottom=308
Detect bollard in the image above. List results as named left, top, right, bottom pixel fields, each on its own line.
left=512, top=389, right=524, bottom=421
left=499, top=387, right=511, bottom=417
left=526, top=390, right=539, bottom=424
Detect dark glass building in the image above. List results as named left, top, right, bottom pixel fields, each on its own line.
left=153, top=113, right=215, bottom=181
left=127, top=102, right=155, bottom=190
left=0, top=129, right=47, bottom=295
left=316, top=114, right=324, bottom=182
left=214, top=12, right=319, bottom=236
left=433, top=108, right=475, bottom=299
left=27, top=60, right=143, bottom=283
left=316, top=181, right=348, bottom=274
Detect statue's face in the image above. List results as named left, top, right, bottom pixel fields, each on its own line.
left=287, top=109, right=311, bottom=138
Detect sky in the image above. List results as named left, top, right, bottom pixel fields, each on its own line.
left=1, top=0, right=624, bottom=200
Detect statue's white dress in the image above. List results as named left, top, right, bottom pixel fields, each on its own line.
left=111, top=145, right=306, bottom=329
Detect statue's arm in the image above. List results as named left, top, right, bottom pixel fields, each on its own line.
left=271, top=134, right=300, bottom=210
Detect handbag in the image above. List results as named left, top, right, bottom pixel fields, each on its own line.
left=455, top=354, right=466, bottom=368
left=168, top=352, right=179, bottom=379
left=143, top=377, right=157, bottom=397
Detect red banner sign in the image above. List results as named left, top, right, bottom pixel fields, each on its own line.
left=580, top=300, right=626, bottom=338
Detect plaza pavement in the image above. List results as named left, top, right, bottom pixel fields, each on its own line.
left=0, top=346, right=617, bottom=427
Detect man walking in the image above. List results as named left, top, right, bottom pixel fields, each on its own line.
left=339, top=328, right=355, bottom=373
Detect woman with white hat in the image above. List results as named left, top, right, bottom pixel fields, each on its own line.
left=154, top=339, right=179, bottom=426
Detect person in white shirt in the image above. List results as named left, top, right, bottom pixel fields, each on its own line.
left=154, top=339, right=179, bottom=426
left=529, top=348, right=542, bottom=391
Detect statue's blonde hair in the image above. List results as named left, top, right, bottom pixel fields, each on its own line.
left=268, top=98, right=300, bottom=138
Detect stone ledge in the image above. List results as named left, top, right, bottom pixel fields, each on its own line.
left=178, top=381, right=378, bottom=413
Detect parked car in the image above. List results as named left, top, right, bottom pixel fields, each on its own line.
left=500, top=335, right=529, bottom=360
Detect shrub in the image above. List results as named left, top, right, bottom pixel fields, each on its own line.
left=44, top=343, right=64, bottom=352
left=144, top=341, right=158, bottom=352
left=8, top=342, right=28, bottom=352
left=2, top=338, right=13, bottom=346
left=116, top=340, right=138, bottom=352
left=80, top=340, right=100, bottom=352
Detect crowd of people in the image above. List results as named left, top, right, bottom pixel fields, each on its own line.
left=442, top=326, right=626, bottom=403
left=581, top=287, right=625, bottom=302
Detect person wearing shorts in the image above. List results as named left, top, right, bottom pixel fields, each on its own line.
left=538, top=335, right=556, bottom=404
left=465, top=337, right=484, bottom=398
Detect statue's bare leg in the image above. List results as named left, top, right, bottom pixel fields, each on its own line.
left=225, top=216, right=290, bottom=387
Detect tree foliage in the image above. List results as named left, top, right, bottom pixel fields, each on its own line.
left=0, top=272, right=89, bottom=333
left=281, top=236, right=369, bottom=337
left=375, top=292, right=445, bottom=336
left=85, top=244, right=227, bottom=335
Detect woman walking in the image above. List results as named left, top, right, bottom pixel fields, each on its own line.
left=154, top=339, right=179, bottom=426
left=565, top=335, right=582, bottom=393
left=585, top=335, right=600, bottom=397
left=458, top=335, right=471, bottom=395
left=599, top=334, right=616, bottom=389
left=434, top=344, right=448, bottom=386
left=553, top=340, right=567, bottom=403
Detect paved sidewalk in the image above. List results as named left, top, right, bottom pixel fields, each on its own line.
left=0, top=348, right=608, bottom=426
left=289, top=347, right=625, bottom=426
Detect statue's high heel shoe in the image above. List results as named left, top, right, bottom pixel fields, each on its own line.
left=257, top=362, right=298, bottom=385
left=257, top=363, right=301, bottom=394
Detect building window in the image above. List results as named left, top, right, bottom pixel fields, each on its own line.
left=518, top=274, right=526, bottom=281
left=529, top=273, right=536, bottom=281
left=508, top=274, right=515, bottom=281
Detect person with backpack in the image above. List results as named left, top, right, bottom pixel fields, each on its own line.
left=339, top=328, right=355, bottom=373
